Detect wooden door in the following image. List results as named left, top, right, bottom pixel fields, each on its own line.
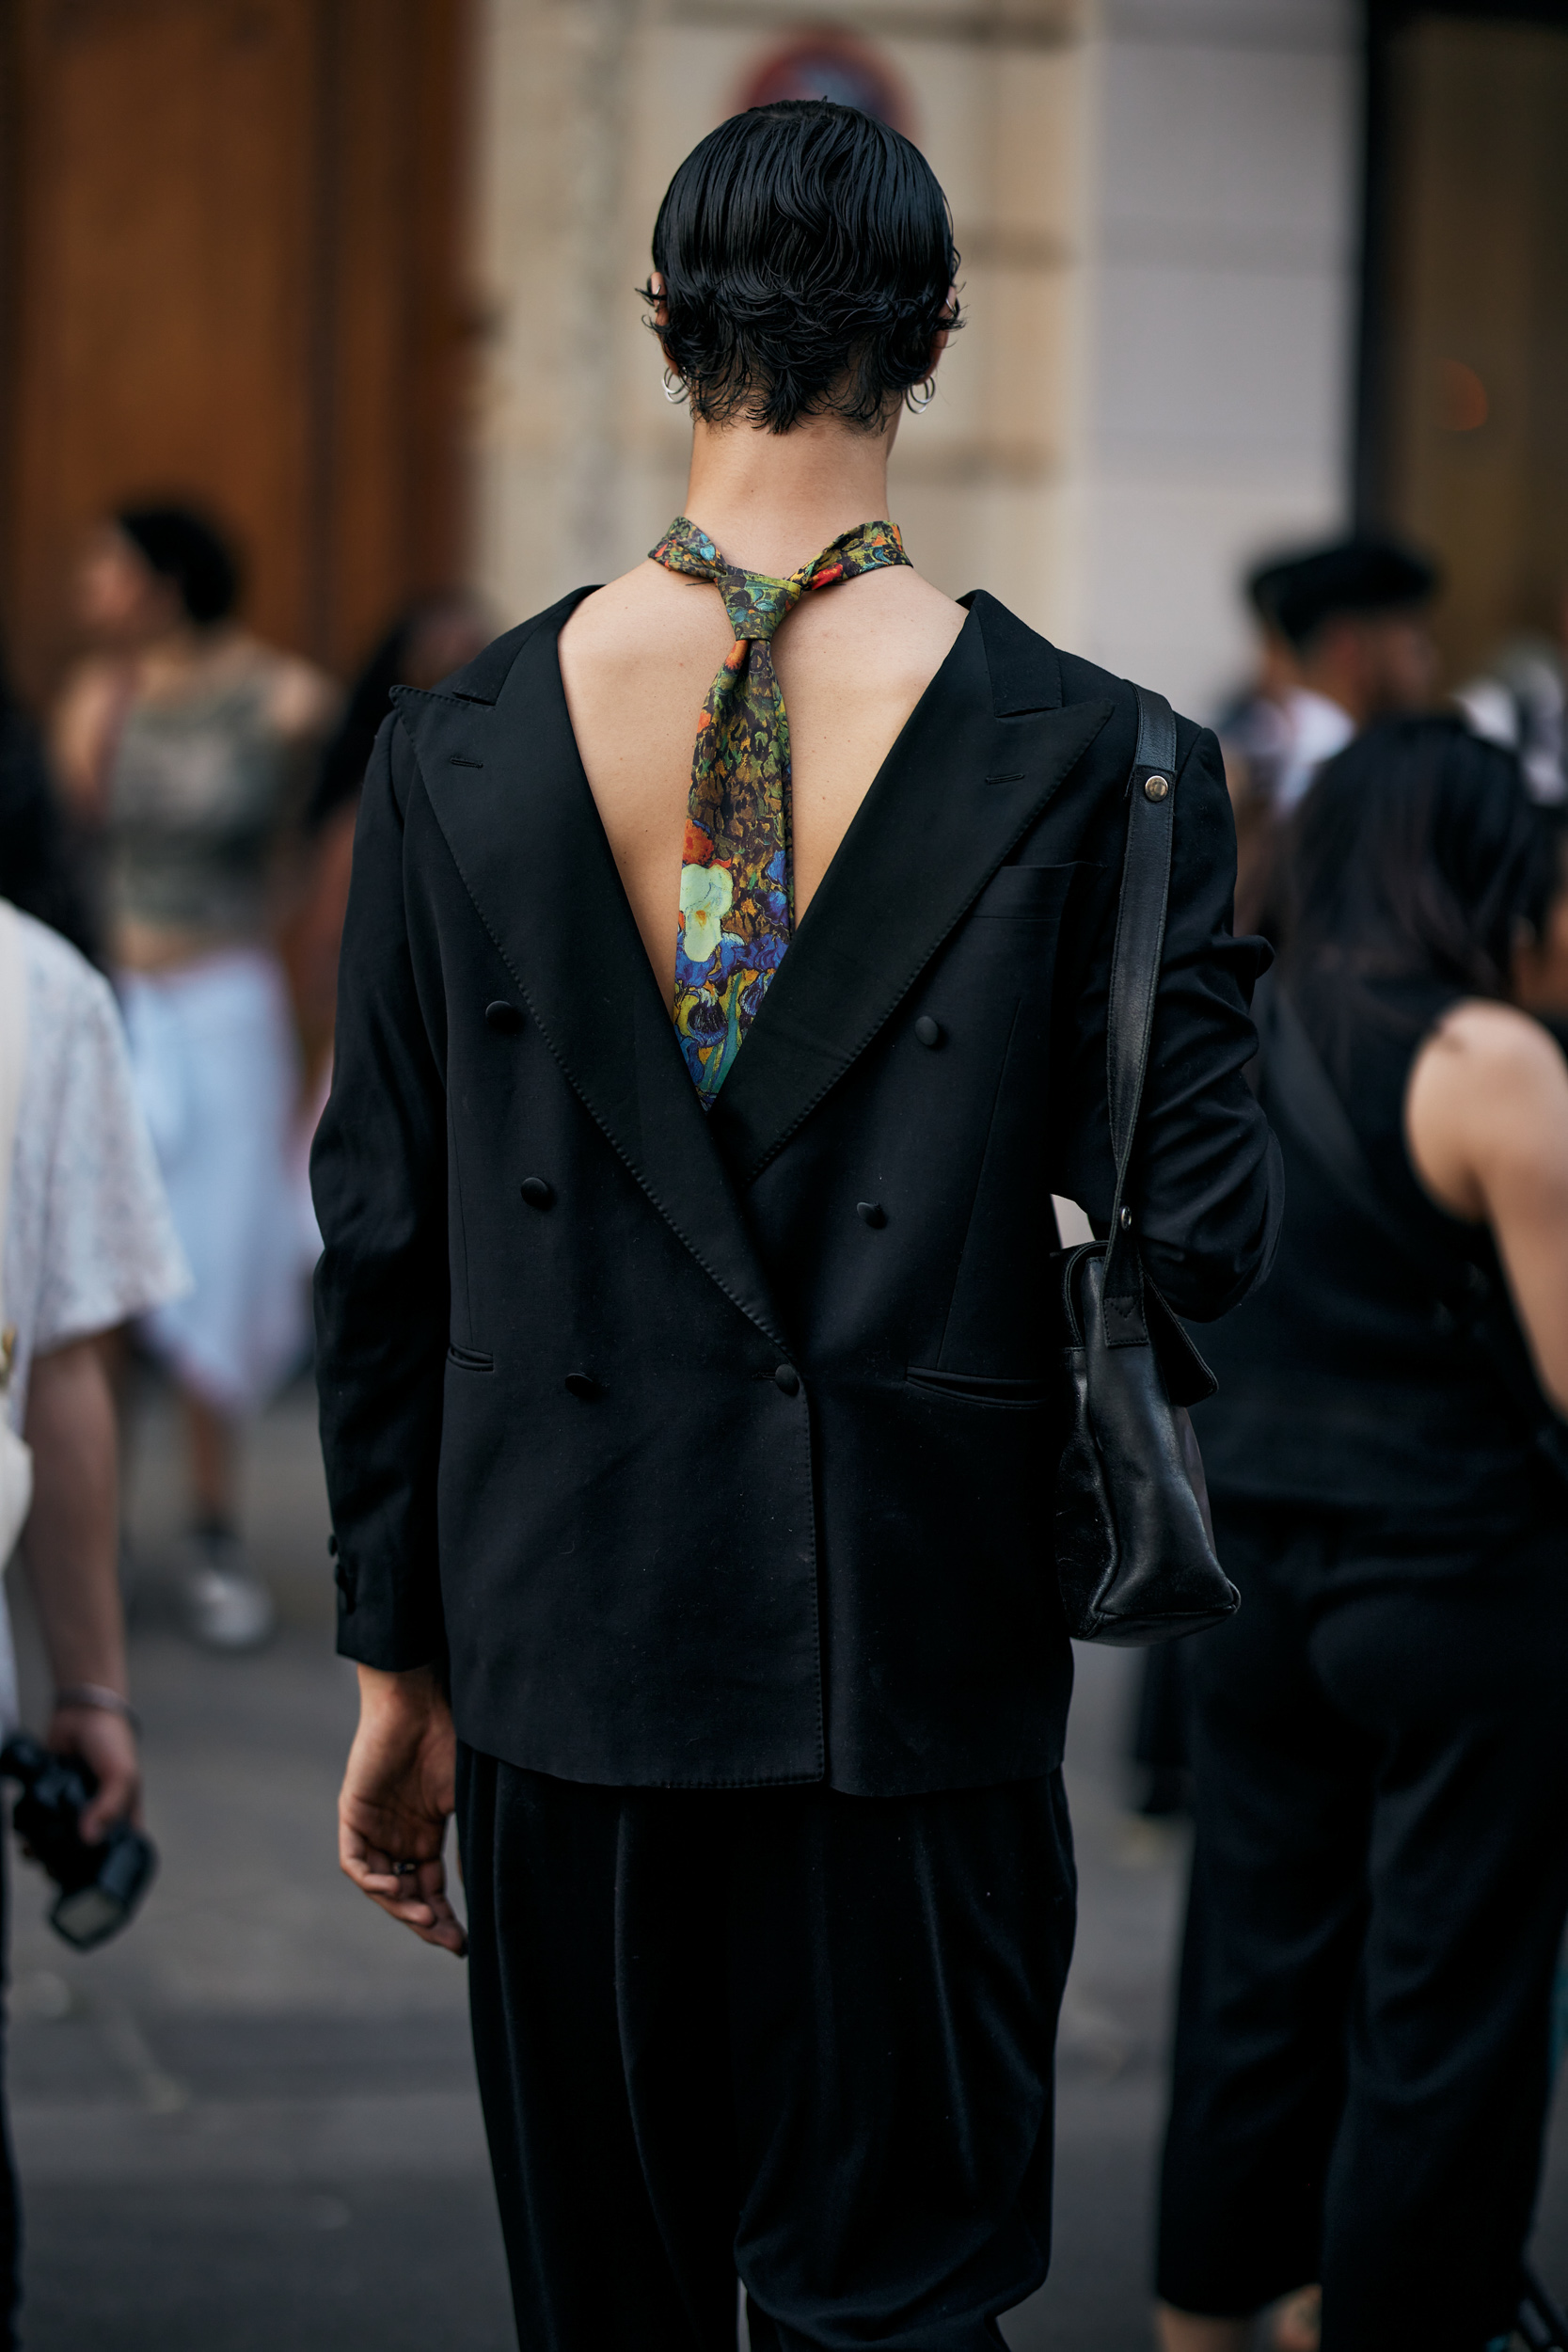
left=1362, top=8, right=1568, bottom=683
left=0, top=0, right=470, bottom=704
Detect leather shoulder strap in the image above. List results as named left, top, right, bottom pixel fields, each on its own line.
left=1101, top=685, right=1178, bottom=1339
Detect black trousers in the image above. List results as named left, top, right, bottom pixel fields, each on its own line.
left=0, top=1837, right=14, bottom=2352
left=1158, top=1498, right=1568, bottom=2352
left=457, top=1752, right=1076, bottom=2352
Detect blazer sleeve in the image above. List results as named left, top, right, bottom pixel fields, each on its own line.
left=1048, top=718, right=1283, bottom=1321
left=310, top=714, right=450, bottom=1669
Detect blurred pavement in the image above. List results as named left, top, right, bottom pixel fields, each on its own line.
left=4, top=1375, right=1562, bottom=2350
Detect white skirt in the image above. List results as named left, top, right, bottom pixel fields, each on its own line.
left=119, top=949, right=309, bottom=1415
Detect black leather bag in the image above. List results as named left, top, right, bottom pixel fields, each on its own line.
left=1052, top=686, right=1241, bottom=1646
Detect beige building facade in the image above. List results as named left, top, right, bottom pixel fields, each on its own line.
left=469, top=0, right=1358, bottom=722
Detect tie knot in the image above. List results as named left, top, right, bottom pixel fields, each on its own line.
left=647, top=516, right=912, bottom=644
left=719, top=569, right=802, bottom=644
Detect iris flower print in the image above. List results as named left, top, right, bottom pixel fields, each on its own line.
left=679, top=862, right=733, bottom=965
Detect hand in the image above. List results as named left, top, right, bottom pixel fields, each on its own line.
left=339, top=1665, right=467, bottom=1957
left=46, top=1704, right=141, bottom=1843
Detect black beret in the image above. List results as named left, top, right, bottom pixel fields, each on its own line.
left=1246, top=536, right=1438, bottom=650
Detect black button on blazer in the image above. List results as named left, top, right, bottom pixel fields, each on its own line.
left=311, top=590, right=1280, bottom=1795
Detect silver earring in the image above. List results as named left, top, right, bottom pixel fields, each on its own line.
left=905, top=376, right=937, bottom=414
left=662, top=366, right=689, bottom=405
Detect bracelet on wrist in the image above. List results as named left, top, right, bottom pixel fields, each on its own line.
left=53, top=1684, right=141, bottom=1737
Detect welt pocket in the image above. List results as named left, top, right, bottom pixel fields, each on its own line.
left=971, top=862, right=1078, bottom=921
left=447, top=1343, right=494, bottom=1372
left=905, top=1365, right=1053, bottom=1408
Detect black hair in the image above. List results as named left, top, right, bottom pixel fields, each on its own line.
left=307, top=617, right=413, bottom=834
left=1247, top=536, right=1437, bottom=653
left=1284, top=716, right=1557, bottom=1010
left=0, top=655, right=99, bottom=964
left=116, top=503, right=241, bottom=626
left=642, top=100, right=960, bottom=433
left=1245, top=555, right=1291, bottom=630
left=306, top=597, right=488, bottom=832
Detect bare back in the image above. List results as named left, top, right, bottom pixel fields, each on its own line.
left=559, top=557, right=966, bottom=1005
left=1406, top=997, right=1568, bottom=1415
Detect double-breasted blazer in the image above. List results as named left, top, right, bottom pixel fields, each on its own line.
left=312, top=588, right=1280, bottom=1796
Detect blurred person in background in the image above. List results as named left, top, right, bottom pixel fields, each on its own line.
left=51, top=505, right=338, bottom=1651
left=306, top=595, right=496, bottom=848
left=1213, top=564, right=1299, bottom=812
left=1456, top=582, right=1568, bottom=807
left=286, top=595, right=493, bottom=1141
left=0, top=655, right=97, bottom=968
left=0, top=782, right=188, bottom=2343
left=1223, top=539, right=1437, bottom=937
left=1214, top=563, right=1306, bottom=942
left=1155, top=721, right=1568, bottom=2352
left=1142, top=540, right=1442, bottom=1826
left=1264, top=539, right=1438, bottom=807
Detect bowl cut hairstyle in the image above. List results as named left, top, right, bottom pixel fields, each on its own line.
left=644, top=99, right=960, bottom=434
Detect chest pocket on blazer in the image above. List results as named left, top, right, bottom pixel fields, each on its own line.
left=918, top=862, right=1081, bottom=1387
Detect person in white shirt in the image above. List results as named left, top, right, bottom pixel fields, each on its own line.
left=1263, top=540, right=1437, bottom=806
left=1223, top=537, right=1438, bottom=936
left=1455, top=594, right=1568, bottom=808
left=0, top=892, right=187, bottom=2348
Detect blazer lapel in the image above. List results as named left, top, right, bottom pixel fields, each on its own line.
left=405, top=596, right=788, bottom=1351
left=706, top=598, right=1114, bottom=1180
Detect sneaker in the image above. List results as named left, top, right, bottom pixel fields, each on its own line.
left=177, top=1529, right=277, bottom=1652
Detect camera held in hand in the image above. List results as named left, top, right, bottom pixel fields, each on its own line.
left=0, top=1734, right=156, bottom=1950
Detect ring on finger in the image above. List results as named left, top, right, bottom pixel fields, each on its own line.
left=389, top=1859, right=420, bottom=1878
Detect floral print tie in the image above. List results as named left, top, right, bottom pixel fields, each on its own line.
left=649, top=515, right=911, bottom=1105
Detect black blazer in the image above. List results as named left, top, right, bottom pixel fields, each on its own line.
left=312, top=589, right=1280, bottom=1796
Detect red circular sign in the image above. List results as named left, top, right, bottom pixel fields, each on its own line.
left=736, top=32, right=913, bottom=138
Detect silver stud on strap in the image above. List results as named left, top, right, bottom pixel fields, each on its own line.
left=1143, top=774, right=1170, bottom=802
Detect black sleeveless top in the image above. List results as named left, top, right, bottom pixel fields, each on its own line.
left=1194, top=970, right=1558, bottom=1534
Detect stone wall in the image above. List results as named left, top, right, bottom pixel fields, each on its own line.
left=1069, top=0, right=1359, bottom=715
left=469, top=0, right=1358, bottom=720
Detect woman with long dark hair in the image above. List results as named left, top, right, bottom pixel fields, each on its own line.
left=1156, top=717, right=1568, bottom=2352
